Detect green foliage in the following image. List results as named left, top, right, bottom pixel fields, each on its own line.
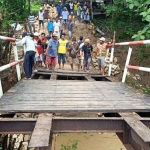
left=126, top=0, right=150, bottom=40
left=142, top=87, right=150, bottom=94
left=104, top=0, right=150, bottom=40
left=135, top=46, right=149, bottom=63
left=60, top=140, right=79, bottom=150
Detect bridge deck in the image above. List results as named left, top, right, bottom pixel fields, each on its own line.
left=0, top=76, right=150, bottom=113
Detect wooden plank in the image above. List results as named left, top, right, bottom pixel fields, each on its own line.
left=50, top=74, right=57, bottom=80
left=85, top=75, right=95, bottom=81
left=120, top=113, right=150, bottom=142
left=28, top=113, right=52, bottom=148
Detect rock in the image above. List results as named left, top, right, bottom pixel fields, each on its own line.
left=24, top=135, right=30, bottom=142
left=132, top=76, right=137, bottom=80
left=13, top=134, right=17, bottom=139
left=135, top=74, right=141, bottom=80
left=111, top=65, right=118, bottom=70
left=113, top=57, right=117, bottom=64
left=97, top=113, right=103, bottom=117
left=18, top=134, right=23, bottom=142
left=127, top=71, right=130, bottom=76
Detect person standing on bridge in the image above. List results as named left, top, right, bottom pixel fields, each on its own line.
left=67, top=37, right=80, bottom=71
left=13, top=34, right=36, bottom=79
left=58, top=33, right=69, bottom=70
left=81, top=39, right=93, bottom=72
left=96, top=37, right=109, bottom=75
left=46, top=32, right=59, bottom=70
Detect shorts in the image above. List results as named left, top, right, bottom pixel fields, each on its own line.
left=68, top=31, right=72, bottom=38
left=46, top=55, right=57, bottom=65
left=35, top=54, right=43, bottom=63
left=39, top=20, right=44, bottom=25
left=68, top=57, right=80, bottom=65
left=58, top=53, right=66, bottom=64
left=63, top=19, right=68, bottom=24
left=97, top=57, right=105, bottom=68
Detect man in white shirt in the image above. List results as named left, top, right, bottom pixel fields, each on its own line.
left=69, top=1, right=74, bottom=11
left=38, top=8, right=44, bottom=31
left=53, top=19, right=60, bottom=38
left=11, top=20, right=22, bottom=38
left=13, top=34, right=36, bottom=79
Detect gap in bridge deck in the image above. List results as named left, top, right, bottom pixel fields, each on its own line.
left=57, top=75, right=87, bottom=80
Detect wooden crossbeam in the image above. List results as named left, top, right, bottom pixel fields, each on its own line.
left=50, top=74, right=57, bottom=80
left=28, top=113, right=52, bottom=148
left=120, top=112, right=150, bottom=150
left=85, top=75, right=95, bottom=81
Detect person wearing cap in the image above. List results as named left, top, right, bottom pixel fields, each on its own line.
left=53, top=19, right=60, bottom=38
left=59, top=16, right=64, bottom=36
left=77, top=3, right=82, bottom=22
left=67, top=18, right=74, bottom=39
left=38, top=8, right=44, bottom=31
left=58, top=33, right=69, bottom=70
left=13, top=34, right=36, bottom=79
left=96, top=37, right=109, bottom=75
left=47, top=18, right=54, bottom=36
left=81, top=39, right=93, bottom=72
left=28, top=12, right=35, bottom=33
left=62, top=7, right=69, bottom=30
left=67, top=37, right=80, bottom=71
left=33, top=32, right=43, bottom=71
left=46, top=32, right=59, bottom=70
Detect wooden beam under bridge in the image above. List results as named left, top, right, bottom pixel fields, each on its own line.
left=0, top=114, right=150, bottom=149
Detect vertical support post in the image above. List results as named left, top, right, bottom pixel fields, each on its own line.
left=0, top=77, right=3, bottom=98
left=108, top=47, right=114, bottom=76
left=122, top=47, right=132, bottom=83
left=13, top=46, right=21, bottom=81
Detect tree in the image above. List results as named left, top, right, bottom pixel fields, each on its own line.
left=105, top=0, right=150, bottom=40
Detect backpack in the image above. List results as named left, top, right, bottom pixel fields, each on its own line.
left=69, top=43, right=77, bottom=58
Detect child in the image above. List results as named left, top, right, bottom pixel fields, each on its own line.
left=47, top=18, right=54, bottom=36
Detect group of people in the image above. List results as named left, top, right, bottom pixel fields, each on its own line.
left=12, top=29, right=109, bottom=79
left=11, top=1, right=110, bottom=79
left=11, top=1, right=91, bottom=38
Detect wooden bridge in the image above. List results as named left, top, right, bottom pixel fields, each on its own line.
left=0, top=70, right=150, bottom=150
left=0, top=36, right=150, bottom=150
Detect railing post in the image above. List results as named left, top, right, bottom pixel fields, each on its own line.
left=0, top=77, right=3, bottom=98
left=13, top=46, right=21, bottom=81
left=122, top=47, right=132, bottom=83
left=108, top=47, right=114, bottom=76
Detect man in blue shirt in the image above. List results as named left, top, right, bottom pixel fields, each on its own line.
left=46, top=32, right=59, bottom=70
left=56, top=2, right=62, bottom=17
left=83, top=13, right=90, bottom=24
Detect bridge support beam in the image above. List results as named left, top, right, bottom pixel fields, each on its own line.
left=0, top=116, right=150, bottom=149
